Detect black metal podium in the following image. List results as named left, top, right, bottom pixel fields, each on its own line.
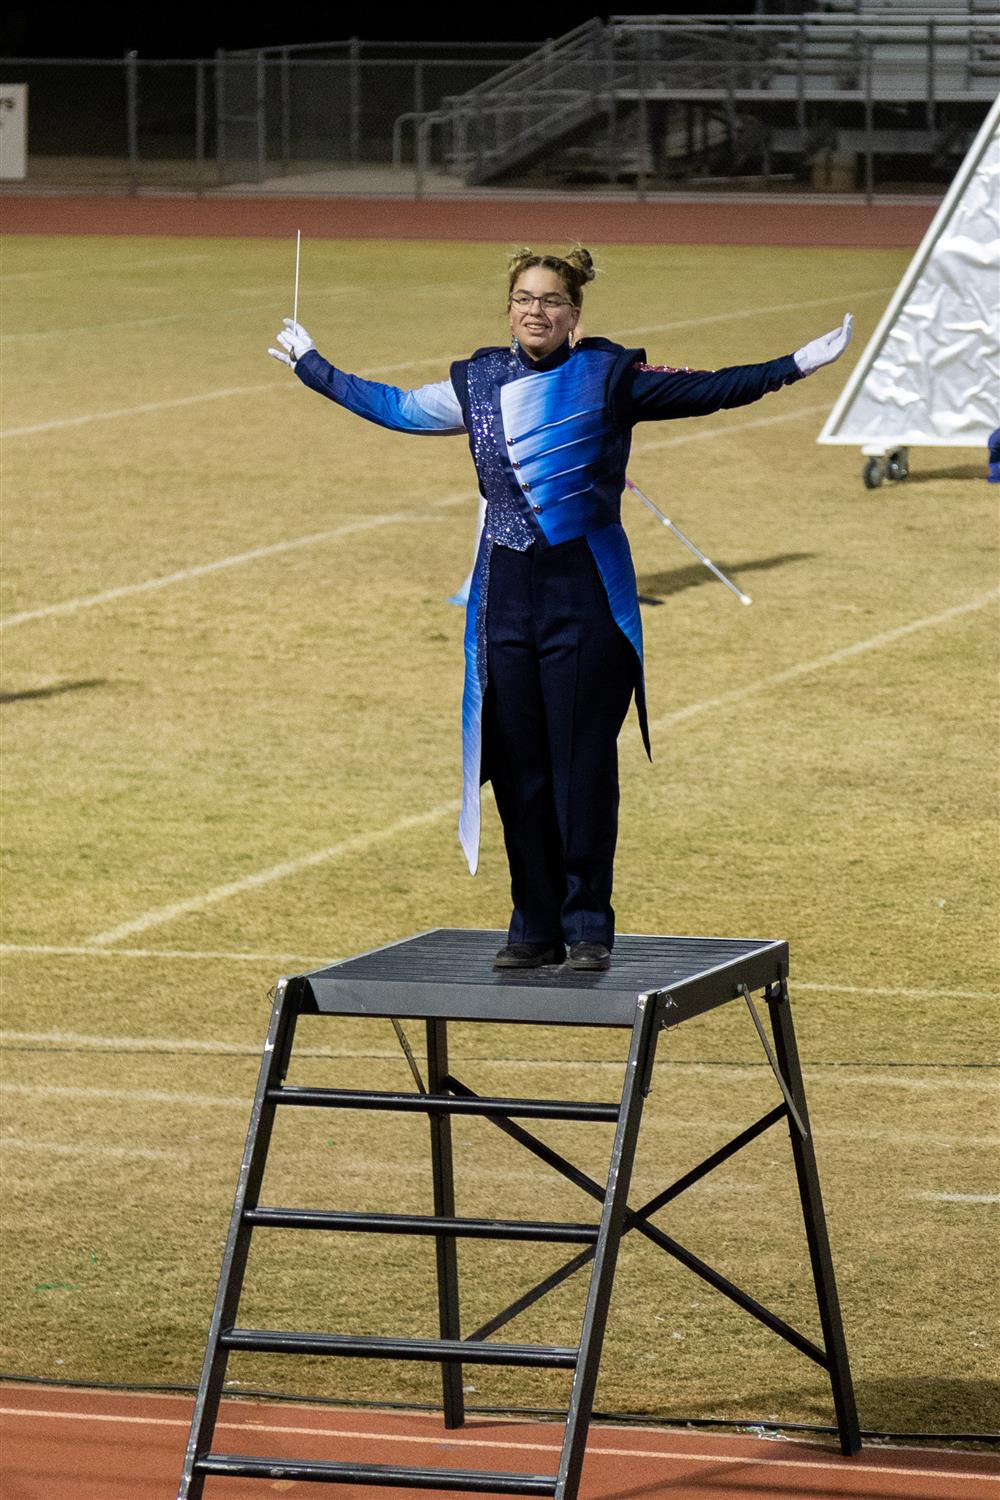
left=178, top=929, right=860, bottom=1498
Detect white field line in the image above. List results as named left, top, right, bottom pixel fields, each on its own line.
left=77, top=587, right=998, bottom=947
left=0, top=253, right=212, bottom=282
left=0, top=1138, right=181, bottom=1161
left=909, top=1192, right=999, bottom=1203
left=642, top=587, right=999, bottom=738
left=2, top=381, right=285, bottom=439
left=86, top=801, right=461, bottom=947
left=634, top=399, right=829, bottom=455
left=0, top=1406, right=994, bottom=1483
left=3, top=282, right=884, bottom=433
left=613, top=285, right=893, bottom=340
left=3, top=281, right=884, bottom=344
left=0, top=354, right=452, bottom=440
left=12, top=1087, right=1000, bottom=1147
left=0, top=949, right=995, bottom=1008
left=0, top=512, right=450, bottom=629
left=2, top=275, right=491, bottom=341
left=1, top=1032, right=997, bottom=1094
left=6, top=1082, right=998, bottom=1137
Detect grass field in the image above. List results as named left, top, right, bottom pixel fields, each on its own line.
left=1, top=231, right=997, bottom=1439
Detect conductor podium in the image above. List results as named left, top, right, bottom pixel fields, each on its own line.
left=178, top=929, right=860, bottom=1498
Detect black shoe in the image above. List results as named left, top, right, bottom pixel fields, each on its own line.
left=567, top=942, right=611, bottom=972
left=493, top=942, right=559, bottom=970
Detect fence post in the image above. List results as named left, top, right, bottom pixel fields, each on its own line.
left=926, top=19, right=936, bottom=131
left=124, top=50, right=139, bottom=195
left=605, top=25, right=618, bottom=186
left=256, top=49, right=266, bottom=183
left=195, top=59, right=206, bottom=189
left=281, top=49, right=291, bottom=175
left=215, top=48, right=226, bottom=184
left=349, top=37, right=361, bottom=164
left=636, top=29, right=648, bottom=202
left=863, top=43, right=874, bottom=203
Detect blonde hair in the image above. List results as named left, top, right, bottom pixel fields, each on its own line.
left=506, top=244, right=597, bottom=308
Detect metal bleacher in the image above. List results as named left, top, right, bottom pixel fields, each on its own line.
left=398, top=4, right=1000, bottom=190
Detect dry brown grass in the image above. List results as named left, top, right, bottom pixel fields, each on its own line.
left=1, top=233, right=997, bottom=1436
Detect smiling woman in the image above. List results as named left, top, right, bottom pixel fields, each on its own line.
left=268, top=244, right=852, bottom=975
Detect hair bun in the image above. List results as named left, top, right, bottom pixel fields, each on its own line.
left=507, top=246, right=535, bottom=277
left=563, top=245, right=597, bottom=284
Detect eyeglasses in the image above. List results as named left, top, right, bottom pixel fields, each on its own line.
left=510, top=292, right=574, bottom=310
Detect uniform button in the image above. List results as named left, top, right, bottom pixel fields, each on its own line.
left=532, top=504, right=542, bottom=512
left=511, top=460, right=520, bottom=469
left=522, top=481, right=531, bottom=492
left=507, top=437, right=515, bottom=445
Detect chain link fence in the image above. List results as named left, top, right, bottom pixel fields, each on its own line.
left=0, top=47, right=534, bottom=192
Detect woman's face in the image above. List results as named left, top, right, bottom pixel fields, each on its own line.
left=509, top=267, right=580, bottom=361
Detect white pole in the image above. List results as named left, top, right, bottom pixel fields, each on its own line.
left=293, top=228, right=301, bottom=327
left=625, top=478, right=752, bottom=605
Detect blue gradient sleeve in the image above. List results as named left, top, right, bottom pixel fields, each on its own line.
left=627, top=354, right=803, bottom=422
left=295, top=350, right=466, bottom=434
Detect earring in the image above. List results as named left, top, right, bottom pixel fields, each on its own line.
left=510, top=332, right=519, bottom=355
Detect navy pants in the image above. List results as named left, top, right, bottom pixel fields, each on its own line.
left=483, top=539, right=637, bottom=953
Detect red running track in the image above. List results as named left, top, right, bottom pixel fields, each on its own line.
left=0, top=194, right=936, bottom=247
left=2, top=1384, right=997, bottom=1500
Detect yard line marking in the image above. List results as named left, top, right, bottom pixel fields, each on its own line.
left=2, top=1032, right=996, bottom=1091
left=0, top=949, right=994, bottom=1006
left=6, top=1084, right=997, bottom=1144
left=634, top=400, right=829, bottom=456
left=0, top=355, right=451, bottom=439
left=5, top=1082, right=251, bottom=1109
left=0, top=1407, right=995, bottom=1483
left=613, top=285, right=893, bottom=339
left=643, top=588, right=1000, bottom=738
left=76, top=587, right=997, bottom=946
left=0, top=512, right=448, bottom=629
left=3, top=275, right=489, bottom=339
left=0, top=252, right=212, bottom=282
left=795, top=980, right=1000, bottom=1001
left=909, top=1192, right=999, bottom=1203
left=1, top=381, right=285, bottom=439
left=85, top=801, right=461, bottom=947
left=0, top=1138, right=182, bottom=1161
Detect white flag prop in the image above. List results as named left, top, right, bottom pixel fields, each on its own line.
left=818, top=94, right=1000, bottom=459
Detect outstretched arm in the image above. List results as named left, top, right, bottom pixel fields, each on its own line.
left=627, top=315, right=852, bottom=424
left=268, top=319, right=466, bottom=435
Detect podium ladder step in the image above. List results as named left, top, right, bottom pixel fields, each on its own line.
left=267, top=1085, right=619, bottom=1121
left=196, top=1452, right=558, bottom=1493
left=220, top=1328, right=578, bottom=1366
left=244, top=1207, right=600, bottom=1242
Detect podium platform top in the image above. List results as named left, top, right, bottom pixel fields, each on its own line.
left=293, top=929, right=788, bottom=1028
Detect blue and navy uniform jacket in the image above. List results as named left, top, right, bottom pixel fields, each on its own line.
left=295, top=337, right=803, bottom=872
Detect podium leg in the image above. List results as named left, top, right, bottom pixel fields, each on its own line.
left=426, top=1017, right=465, bottom=1429
left=766, top=980, right=861, bottom=1455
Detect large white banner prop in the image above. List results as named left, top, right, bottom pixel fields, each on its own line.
left=819, top=94, right=1000, bottom=453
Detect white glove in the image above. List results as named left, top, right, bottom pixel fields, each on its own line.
left=267, top=318, right=316, bottom=370
left=793, top=313, right=853, bottom=376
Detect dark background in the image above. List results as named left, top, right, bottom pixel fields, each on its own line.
left=2, top=4, right=762, bottom=58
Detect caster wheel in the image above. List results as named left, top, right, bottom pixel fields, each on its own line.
left=863, top=457, right=884, bottom=489
left=886, top=449, right=909, bottom=482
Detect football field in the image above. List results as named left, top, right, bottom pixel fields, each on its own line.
left=1, top=231, right=997, bottom=1435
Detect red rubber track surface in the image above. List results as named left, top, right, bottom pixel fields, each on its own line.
left=2, top=1386, right=998, bottom=1500
left=0, top=194, right=935, bottom=246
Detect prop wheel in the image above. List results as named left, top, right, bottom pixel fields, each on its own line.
left=886, top=449, right=909, bottom=482
left=863, top=457, right=884, bottom=489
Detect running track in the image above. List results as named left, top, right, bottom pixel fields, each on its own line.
left=0, top=194, right=936, bottom=247
left=2, top=1385, right=997, bottom=1499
